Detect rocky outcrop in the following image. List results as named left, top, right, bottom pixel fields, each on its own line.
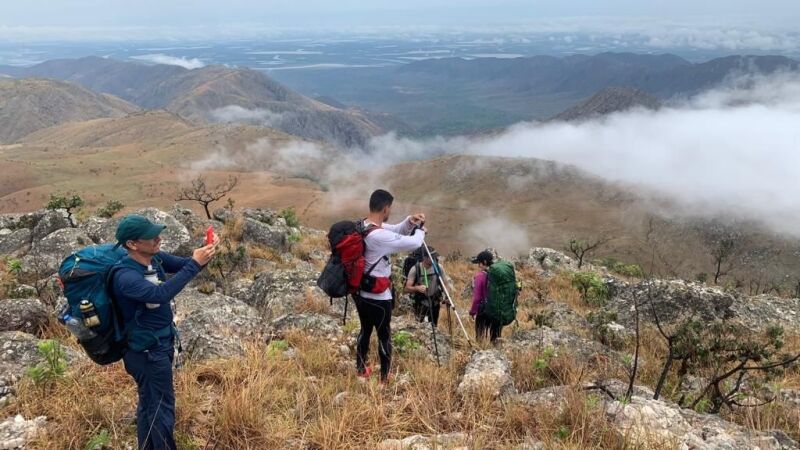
left=378, top=433, right=469, bottom=450
left=0, top=415, right=47, bottom=450
left=457, top=350, right=516, bottom=399
left=606, top=279, right=800, bottom=332
left=531, top=301, right=589, bottom=331
left=78, top=216, right=108, bottom=244
left=730, top=294, right=800, bottom=333
left=606, top=393, right=797, bottom=449
left=0, top=299, right=49, bottom=336
left=174, top=289, right=267, bottom=361
left=21, top=228, right=93, bottom=275
left=524, top=248, right=577, bottom=274
left=241, top=218, right=289, bottom=251
left=247, top=269, right=318, bottom=317
left=31, top=210, right=72, bottom=240
left=0, top=332, right=84, bottom=379
left=270, top=313, right=341, bottom=339
left=605, top=279, right=736, bottom=328
left=0, top=229, right=31, bottom=257
left=506, top=327, right=622, bottom=367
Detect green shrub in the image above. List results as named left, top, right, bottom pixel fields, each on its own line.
left=392, top=331, right=421, bottom=353
left=266, top=340, right=290, bottom=357
left=596, top=258, right=644, bottom=278
left=96, top=200, right=124, bottom=218
left=46, top=192, right=84, bottom=225
left=571, top=272, right=609, bottom=305
left=84, top=429, right=111, bottom=450
left=26, top=340, right=67, bottom=385
left=279, top=207, right=300, bottom=228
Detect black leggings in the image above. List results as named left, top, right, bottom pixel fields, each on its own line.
left=354, top=295, right=392, bottom=380
left=475, top=313, right=502, bottom=342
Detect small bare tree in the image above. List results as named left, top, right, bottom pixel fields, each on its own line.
left=175, top=175, right=239, bottom=220
left=566, top=237, right=609, bottom=269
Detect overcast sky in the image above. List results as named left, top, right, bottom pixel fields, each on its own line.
left=1, top=0, right=797, bottom=29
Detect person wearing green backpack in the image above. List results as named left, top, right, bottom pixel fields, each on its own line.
left=469, top=250, right=518, bottom=342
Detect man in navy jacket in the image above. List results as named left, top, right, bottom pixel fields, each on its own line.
left=111, top=214, right=217, bottom=450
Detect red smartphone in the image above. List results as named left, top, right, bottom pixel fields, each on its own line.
left=205, top=226, right=215, bottom=245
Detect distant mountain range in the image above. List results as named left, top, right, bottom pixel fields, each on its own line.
left=0, top=57, right=383, bottom=147
left=0, top=78, right=138, bottom=143
left=548, top=86, right=661, bottom=122
left=270, top=52, right=799, bottom=135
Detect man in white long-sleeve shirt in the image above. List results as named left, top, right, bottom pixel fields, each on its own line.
left=355, top=189, right=426, bottom=382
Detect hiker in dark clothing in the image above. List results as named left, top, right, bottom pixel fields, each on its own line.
left=469, top=250, right=502, bottom=342
left=355, top=189, right=426, bottom=382
left=404, top=248, right=451, bottom=326
left=111, top=214, right=217, bottom=450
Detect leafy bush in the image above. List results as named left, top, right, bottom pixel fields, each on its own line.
left=571, top=272, right=609, bottom=305
left=46, top=192, right=84, bottom=225
left=392, top=331, right=421, bottom=353
left=596, top=258, right=644, bottom=278
left=266, top=340, right=290, bottom=357
left=84, top=429, right=111, bottom=450
left=26, top=340, right=67, bottom=385
left=279, top=207, right=300, bottom=228
left=7, top=258, right=22, bottom=276
left=96, top=200, right=124, bottom=218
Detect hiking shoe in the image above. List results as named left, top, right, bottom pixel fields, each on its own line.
left=356, top=367, right=373, bottom=379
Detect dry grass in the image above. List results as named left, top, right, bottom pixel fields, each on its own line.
left=5, top=235, right=800, bottom=448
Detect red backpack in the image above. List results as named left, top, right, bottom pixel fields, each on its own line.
left=317, top=220, right=382, bottom=298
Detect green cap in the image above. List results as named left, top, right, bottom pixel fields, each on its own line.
left=114, top=214, right=166, bottom=248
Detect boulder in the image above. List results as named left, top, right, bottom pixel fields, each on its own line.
left=506, top=327, right=623, bottom=367
left=174, top=289, right=267, bottom=362
left=378, top=433, right=469, bottom=450
left=241, top=218, right=289, bottom=251
left=270, top=313, right=341, bottom=339
left=0, top=211, right=45, bottom=231
left=0, top=229, right=31, bottom=257
left=21, top=228, right=93, bottom=276
left=226, top=278, right=254, bottom=302
left=212, top=207, right=236, bottom=224
left=98, top=208, right=191, bottom=254
left=525, top=247, right=577, bottom=273
left=606, top=393, right=797, bottom=449
left=31, top=210, right=71, bottom=241
left=530, top=300, right=589, bottom=331
left=513, top=380, right=798, bottom=449
left=242, top=208, right=278, bottom=225
left=0, top=415, right=47, bottom=450
left=78, top=216, right=109, bottom=244
left=457, top=350, right=516, bottom=399
left=0, top=331, right=84, bottom=379
left=0, top=299, right=49, bottom=335
left=247, top=269, right=318, bottom=317
left=604, top=279, right=737, bottom=329
left=730, top=294, right=800, bottom=333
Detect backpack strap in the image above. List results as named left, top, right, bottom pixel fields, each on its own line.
left=360, top=220, right=389, bottom=276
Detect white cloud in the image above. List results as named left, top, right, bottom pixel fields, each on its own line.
left=131, top=53, right=205, bottom=69
left=458, top=72, right=800, bottom=236
left=209, top=105, right=284, bottom=127
left=464, top=217, right=532, bottom=258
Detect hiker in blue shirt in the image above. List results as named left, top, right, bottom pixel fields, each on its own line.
left=111, top=214, right=217, bottom=450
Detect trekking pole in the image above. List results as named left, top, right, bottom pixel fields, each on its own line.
left=342, top=295, right=349, bottom=326
left=421, top=241, right=472, bottom=346
left=446, top=302, right=453, bottom=336
left=425, top=291, right=441, bottom=366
